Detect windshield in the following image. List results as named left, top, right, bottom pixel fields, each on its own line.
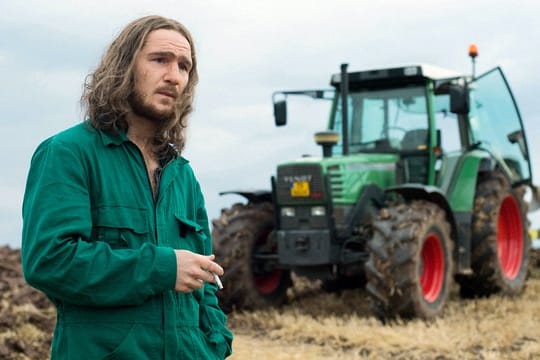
left=331, top=86, right=429, bottom=155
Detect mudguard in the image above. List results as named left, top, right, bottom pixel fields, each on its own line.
left=386, top=184, right=457, bottom=236
left=218, top=190, right=272, bottom=204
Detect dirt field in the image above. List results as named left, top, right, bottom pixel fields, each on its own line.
left=2, top=245, right=540, bottom=359
left=229, top=275, right=540, bottom=359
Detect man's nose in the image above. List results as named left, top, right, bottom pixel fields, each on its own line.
left=164, top=64, right=181, bottom=84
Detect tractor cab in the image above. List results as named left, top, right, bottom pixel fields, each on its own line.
left=273, top=63, right=532, bottom=189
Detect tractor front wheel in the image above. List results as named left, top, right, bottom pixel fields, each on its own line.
left=211, top=202, right=291, bottom=312
left=365, top=200, right=453, bottom=320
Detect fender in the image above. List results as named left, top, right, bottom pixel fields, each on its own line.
left=218, top=190, right=272, bottom=204
left=386, top=184, right=458, bottom=241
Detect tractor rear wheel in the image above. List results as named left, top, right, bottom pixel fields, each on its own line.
left=365, top=200, right=453, bottom=320
left=211, top=202, right=291, bottom=312
left=457, top=171, right=530, bottom=298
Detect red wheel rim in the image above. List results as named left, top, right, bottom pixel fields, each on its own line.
left=254, top=271, right=282, bottom=295
left=253, top=230, right=282, bottom=295
left=420, top=233, right=445, bottom=303
left=497, top=195, right=524, bottom=279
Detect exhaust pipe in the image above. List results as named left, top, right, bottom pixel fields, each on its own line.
left=340, top=63, right=349, bottom=156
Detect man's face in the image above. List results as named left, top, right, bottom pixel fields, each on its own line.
left=130, top=29, right=193, bottom=123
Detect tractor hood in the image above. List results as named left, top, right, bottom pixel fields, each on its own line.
left=276, top=153, right=398, bottom=205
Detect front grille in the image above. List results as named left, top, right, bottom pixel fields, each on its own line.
left=276, top=163, right=325, bottom=204
left=327, top=165, right=344, bottom=200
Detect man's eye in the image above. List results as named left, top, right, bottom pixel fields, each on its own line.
left=178, top=62, right=188, bottom=71
left=153, top=57, right=165, bottom=63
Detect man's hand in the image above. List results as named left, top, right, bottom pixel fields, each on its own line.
left=174, top=250, right=224, bottom=293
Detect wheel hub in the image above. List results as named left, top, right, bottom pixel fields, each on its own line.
left=497, top=195, right=524, bottom=280
left=420, top=233, right=445, bottom=303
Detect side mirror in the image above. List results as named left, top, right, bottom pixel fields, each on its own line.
left=508, top=129, right=529, bottom=160
left=449, top=84, right=469, bottom=114
left=274, top=100, right=287, bottom=126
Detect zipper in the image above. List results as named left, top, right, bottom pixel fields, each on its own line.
left=129, top=143, right=161, bottom=241
left=128, top=141, right=177, bottom=357
left=132, top=146, right=176, bottom=242
left=152, top=154, right=175, bottom=356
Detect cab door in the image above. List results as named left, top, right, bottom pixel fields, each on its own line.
left=468, top=67, right=531, bottom=184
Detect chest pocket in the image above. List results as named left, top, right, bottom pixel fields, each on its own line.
left=91, top=206, right=149, bottom=249
left=175, top=213, right=207, bottom=254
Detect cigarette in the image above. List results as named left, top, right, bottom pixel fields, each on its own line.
left=213, top=273, right=223, bottom=290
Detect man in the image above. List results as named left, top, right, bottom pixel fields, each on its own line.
left=21, top=15, right=233, bottom=359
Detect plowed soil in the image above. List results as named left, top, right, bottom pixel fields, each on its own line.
left=0, top=246, right=54, bottom=359
left=2, top=245, right=540, bottom=359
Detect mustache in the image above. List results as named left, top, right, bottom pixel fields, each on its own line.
left=156, top=86, right=180, bottom=99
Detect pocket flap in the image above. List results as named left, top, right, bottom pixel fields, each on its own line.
left=93, top=206, right=148, bottom=234
left=174, top=213, right=202, bottom=232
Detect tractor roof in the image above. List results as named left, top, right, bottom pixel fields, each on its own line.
left=331, top=64, right=464, bottom=88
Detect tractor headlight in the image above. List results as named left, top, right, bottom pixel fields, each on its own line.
left=311, top=206, right=326, bottom=216
left=281, top=207, right=296, bottom=217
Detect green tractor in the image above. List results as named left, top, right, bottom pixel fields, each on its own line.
left=212, top=47, right=536, bottom=319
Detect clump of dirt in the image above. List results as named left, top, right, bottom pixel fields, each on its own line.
left=0, top=246, right=55, bottom=360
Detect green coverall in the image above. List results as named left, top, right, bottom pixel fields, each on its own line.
left=22, top=122, right=233, bottom=359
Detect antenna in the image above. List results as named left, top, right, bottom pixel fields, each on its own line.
left=468, top=44, right=478, bottom=79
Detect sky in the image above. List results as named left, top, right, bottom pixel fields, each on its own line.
left=1, top=0, right=540, bottom=248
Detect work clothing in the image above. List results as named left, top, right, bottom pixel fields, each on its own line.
left=22, top=122, right=233, bottom=359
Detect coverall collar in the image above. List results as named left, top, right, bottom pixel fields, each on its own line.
left=95, top=123, right=189, bottom=165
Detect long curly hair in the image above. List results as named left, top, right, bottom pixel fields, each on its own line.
left=81, top=15, right=198, bottom=157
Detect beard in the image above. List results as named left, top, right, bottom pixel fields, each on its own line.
left=129, top=88, right=179, bottom=124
